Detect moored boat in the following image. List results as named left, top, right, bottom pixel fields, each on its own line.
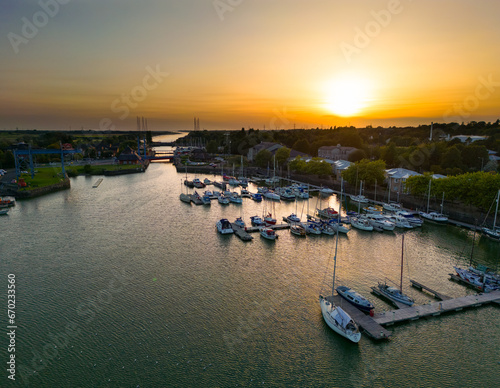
left=216, top=219, right=233, bottom=234
left=316, top=207, right=338, bottom=219
left=286, top=213, right=301, bottom=223
left=376, top=235, right=414, bottom=306
left=250, top=215, right=265, bottom=226
left=336, top=286, right=374, bottom=312
left=260, top=227, right=278, bottom=240
left=264, top=213, right=276, bottom=225
left=290, top=223, right=307, bottom=236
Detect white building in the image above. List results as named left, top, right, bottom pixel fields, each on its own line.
left=385, top=168, right=422, bottom=193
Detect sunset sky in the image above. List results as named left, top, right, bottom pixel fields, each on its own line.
left=1, top=0, right=500, bottom=131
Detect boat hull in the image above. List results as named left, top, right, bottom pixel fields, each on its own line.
left=319, top=296, right=361, bottom=343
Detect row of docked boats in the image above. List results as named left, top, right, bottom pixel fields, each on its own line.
left=215, top=218, right=278, bottom=240
left=453, top=265, right=500, bottom=292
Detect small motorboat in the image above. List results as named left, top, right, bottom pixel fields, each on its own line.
left=260, top=227, right=278, bottom=240
left=286, top=213, right=301, bottom=223
left=250, top=215, right=265, bottom=226
left=290, top=223, right=306, bottom=237
left=264, top=213, right=276, bottom=225
left=216, top=219, right=233, bottom=234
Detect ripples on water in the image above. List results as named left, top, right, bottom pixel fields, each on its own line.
left=1, top=142, right=499, bottom=387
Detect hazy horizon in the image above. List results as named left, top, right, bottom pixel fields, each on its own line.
left=2, top=0, right=500, bottom=131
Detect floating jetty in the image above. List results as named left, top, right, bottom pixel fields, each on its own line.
left=336, top=282, right=500, bottom=340
left=410, top=279, right=451, bottom=300
left=231, top=225, right=253, bottom=241
left=330, top=295, right=392, bottom=340
left=92, top=178, right=103, bottom=188
left=373, top=290, right=500, bottom=326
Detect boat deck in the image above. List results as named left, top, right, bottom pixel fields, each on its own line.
left=373, top=290, right=500, bottom=325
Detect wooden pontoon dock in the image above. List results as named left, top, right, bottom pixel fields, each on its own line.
left=329, top=295, right=392, bottom=340
left=373, top=290, right=500, bottom=326
left=410, top=279, right=451, bottom=300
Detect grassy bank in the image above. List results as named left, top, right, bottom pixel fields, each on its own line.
left=17, top=163, right=142, bottom=191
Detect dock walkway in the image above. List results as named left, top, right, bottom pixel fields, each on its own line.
left=373, top=290, right=500, bottom=326
left=329, top=295, right=392, bottom=340
left=410, top=279, right=451, bottom=300
left=231, top=225, right=253, bottom=241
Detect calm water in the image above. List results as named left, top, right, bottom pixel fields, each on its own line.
left=1, top=134, right=499, bottom=387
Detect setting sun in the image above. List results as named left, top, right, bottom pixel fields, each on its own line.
left=324, top=75, right=372, bottom=117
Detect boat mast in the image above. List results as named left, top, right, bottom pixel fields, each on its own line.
left=426, top=179, right=431, bottom=213
left=332, top=188, right=341, bottom=296
left=493, top=189, right=500, bottom=229
left=339, top=178, right=343, bottom=223
left=388, top=178, right=391, bottom=203
left=440, top=192, right=445, bottom=215
left=400, top=235, right=405, bottom=293
left=470, top=226, right=476, bottom=266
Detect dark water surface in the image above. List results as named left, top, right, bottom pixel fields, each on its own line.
left=1, top=135, right=499, bottom=387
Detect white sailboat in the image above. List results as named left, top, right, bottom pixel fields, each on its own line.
left=419, top=179, right=448, bottom=224
left=319, top=197, right=361, bottom=343
left=482, top=189, right=500, bottom=242
left=179, top=179, right=191, bottom=204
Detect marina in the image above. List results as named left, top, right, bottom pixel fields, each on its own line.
left=2, top=143, right=499, bottom=387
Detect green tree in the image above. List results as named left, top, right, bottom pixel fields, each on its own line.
left=441, top=146, right=463, bottom=170
left=348, top=149, right=367, bottom=162
left=306, top=159, right=332, bottom=175
left=206, top=140, right=218, bottom=154
left=275, top=147, right=291, bottom=167
left=254, top=149, right=272, bottom=168
left=289, top=156, right=308, bottom=173
left=381, top=143, right=397, bottom=167
left=461, top=145, right=489, bottom=171
left=292, top=139, right=310, bottom=154
left=342, top=159, right=386, bottom=187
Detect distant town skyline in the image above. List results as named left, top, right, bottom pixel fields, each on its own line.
left=1, top=0, right=500, bottom=131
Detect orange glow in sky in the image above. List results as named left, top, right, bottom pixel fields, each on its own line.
left=1, top=0, right=500, bottom=130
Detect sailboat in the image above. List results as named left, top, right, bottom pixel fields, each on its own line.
left=377, top=235, right=414, bottom=306
left=179, top=179, right=191, bottom=204
left=382, top=178, right=402, bottom=212
left=482, top=189, right=500, bottom=242
left=350, top=180, right=369, bottom=204
left=419, top=179, right=448, bottom=224
left=319, top=197, right=362, bottom=343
